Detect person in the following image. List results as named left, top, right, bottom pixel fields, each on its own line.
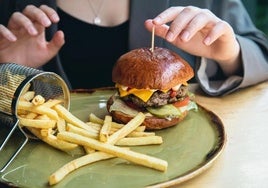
left=0, top=0, right=267, bottom=96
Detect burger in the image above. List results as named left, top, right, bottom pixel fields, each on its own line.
left=107, top=47, right=198, bottom=130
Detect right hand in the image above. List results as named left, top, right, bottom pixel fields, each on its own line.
left=0, top=5, right=65, bottom=68
left=145, top=6, right=242, bottom=76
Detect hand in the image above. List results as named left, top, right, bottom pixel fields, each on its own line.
left=0, top=5, right=64, bottom=68
left=145, top=6, right=242, bottom=76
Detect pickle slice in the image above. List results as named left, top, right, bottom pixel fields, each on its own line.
left=146, top=104, right=181, bottom=119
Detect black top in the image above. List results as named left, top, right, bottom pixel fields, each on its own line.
left=57, top=8, right=129, bottom=89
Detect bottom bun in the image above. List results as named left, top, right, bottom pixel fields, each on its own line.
left=107, top=96, right=188, bottom=130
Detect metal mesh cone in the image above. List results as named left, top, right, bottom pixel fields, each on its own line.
left=0, top=63, right=70, bottom=172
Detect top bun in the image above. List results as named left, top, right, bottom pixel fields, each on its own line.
left=112, top=47, right=194, bottom=90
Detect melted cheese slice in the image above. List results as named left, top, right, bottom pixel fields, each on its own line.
left=116, top=84, right=169, bottom=102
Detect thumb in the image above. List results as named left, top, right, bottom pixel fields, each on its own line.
left=47, top=30, right=65, bottom=56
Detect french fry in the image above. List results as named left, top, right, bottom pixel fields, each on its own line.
left=107, top=112, right=145, bottom=144
left=27, top=127, right=79, bottom=152
left=32, top=94, right=45, bottom=105
left=85, top=122, right=101, bottom=131
left=25, top=112, right=38, bottom=119
left=133, top=126, right=146, bottom=132
left=109, top=127, right=152, bottom=137
left=115, top=136, right=163, bottom=146
left=99, top=115, right=112, bottom=142
left=83, top=146, right=95, bottom=154
left=66, top=123, right=99, bottom=139
left=57, top=131, right=168, bottom=172
left=110, top=121, right=145, bottom=132
left=40, top=128, right=55, bottom=137
left=43, top=134, right=79, bottom=152
left=16, top=109, right=28, bottom=116
left=88, top=113, right=104, bottom=124
left=17, top=100, right=59, bottom=120
left=89, top=113, right=146, bottom=132
left=49, top=152, right=115, bottom=185
left=126, top=131, right=155, bottom=137
left=111, top=122, right=126, bottom=129
left=19, top=117, right=56, bottom=129
left=53, top=104, right=96, bottom=133
left=57, top=118, right=66, bottom=133
left=20, top=91, right=35, bottom=101
left=42, top=99, right=63, bottom=108
left=35, top=114, right=50, bottom=120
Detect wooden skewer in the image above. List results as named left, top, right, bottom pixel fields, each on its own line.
left=151, top=25, right=155, bottom=52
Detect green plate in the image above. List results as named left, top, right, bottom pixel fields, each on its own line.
left=0, top=88, right=226, bottom=188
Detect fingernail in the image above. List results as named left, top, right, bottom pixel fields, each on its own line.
left=42, top=19, right=51, bottom=26
left=181, top=31, right=190, bottom=41
left=28, top=26, right=38, bottom=35
left=166, top=32, right=174, bottom=41
left=51, top=14, right=60, bottom=22
left=153, top=17, right=161, bottom=24
left=8, top=34, right=16, bottom=41
left=204, top=37, right=211, bottom=45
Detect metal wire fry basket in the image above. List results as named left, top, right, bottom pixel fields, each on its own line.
left=0, top=63, right=70, bottom=172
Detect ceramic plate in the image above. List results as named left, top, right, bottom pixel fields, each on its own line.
left=0, top=88, right=226, bottom=188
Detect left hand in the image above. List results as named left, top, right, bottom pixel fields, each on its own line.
left=0, top=5, right=64, bottom=68
left=144, top=6, right=241, bottom=76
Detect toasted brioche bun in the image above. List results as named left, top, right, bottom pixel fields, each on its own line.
left=107, top=95, right=188, bottom=130
left=112, top=47, right=194, bottom=90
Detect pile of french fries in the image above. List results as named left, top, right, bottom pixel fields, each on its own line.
left=17, top=89, right=168, bottom=185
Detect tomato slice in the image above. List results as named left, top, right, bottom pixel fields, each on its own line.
left=173, top=96, right=190, bottom=107
left=170, top=90, right=177, bottom=98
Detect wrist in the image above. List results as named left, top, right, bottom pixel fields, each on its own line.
left=217, top=41, right=242, bottom=76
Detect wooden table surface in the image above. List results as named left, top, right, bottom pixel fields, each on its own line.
left=172, top=81, right=268, bottom=188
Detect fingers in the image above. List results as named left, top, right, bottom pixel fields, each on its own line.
left=150, top=6, right=224, bottom=45
left=154, top=6, right=199, bottom=42
left=39, top=5, right=60, bottom=23
left=0, top=25, right=17, bottom=41
left=144, top=19, right=169, bottom=39
left=152, top=6, right=184, bottom=25
left=203, top=21, right=231, bottom=45
left=47, top=30, right=65, bottom=56
left=179, top=11, right=219, bottom=43
left=22, top=5, right=51, bottom=27
left=8, top=12, right=38, bottom=35
left=23, top=5, right=60, bottom=26
left=8, top=5, right=59, bottom=36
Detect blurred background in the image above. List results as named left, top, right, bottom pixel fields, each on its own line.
left=242, top=0, right=268, bottom=35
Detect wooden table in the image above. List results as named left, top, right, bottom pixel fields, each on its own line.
left=172, top=81, right=268, bottom=188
